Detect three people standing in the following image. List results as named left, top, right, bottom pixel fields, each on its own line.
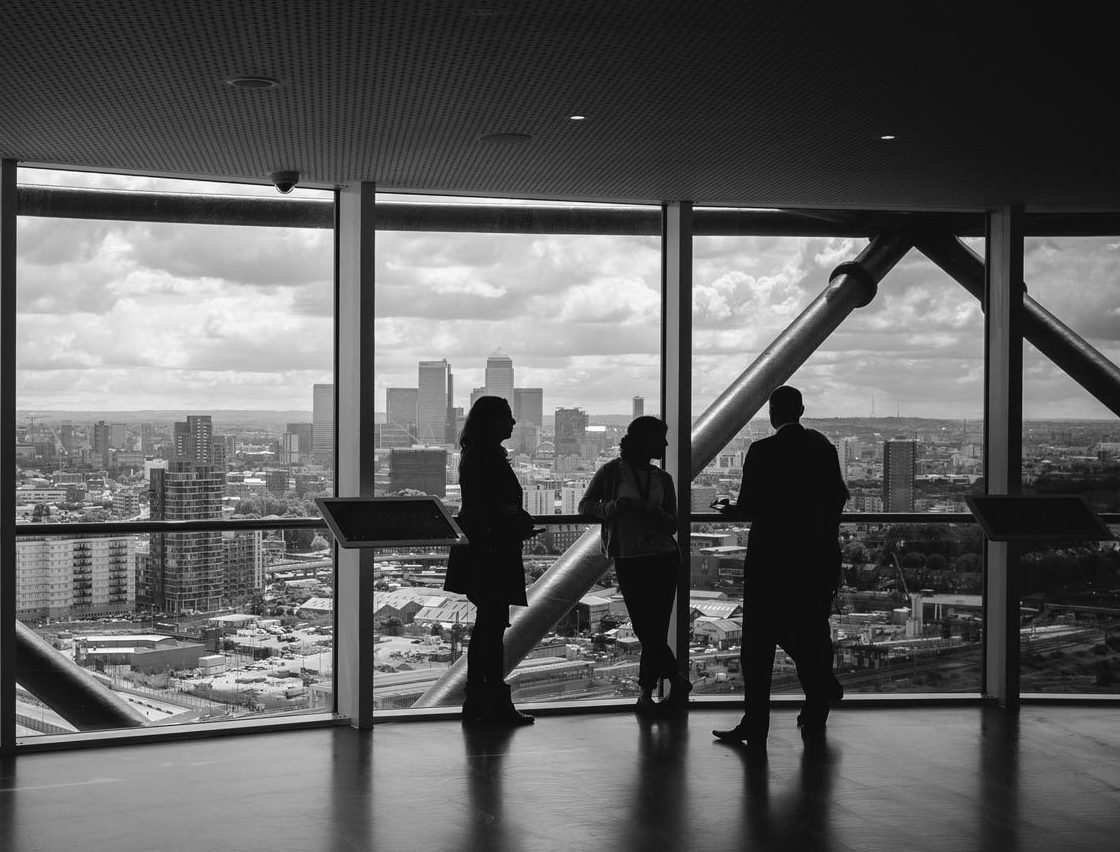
left=580, top=416, right=691, bottom=715
left=448, top=384, right=846, bottom=742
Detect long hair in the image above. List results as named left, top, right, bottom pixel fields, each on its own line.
left=619, top=415, right=667, bottom=464
left=459, top=395, right=512, bottom=451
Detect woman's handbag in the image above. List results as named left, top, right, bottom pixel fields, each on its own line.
left=444, top=542, right=476, bottom=594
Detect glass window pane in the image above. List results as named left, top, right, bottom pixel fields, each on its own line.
left=691, top=228, right=985, bottom=700
left=372, top=194, right=661, bottom=708
left=1020, top=236, right=1120, bottom=695
left=14, top=169, right=334, bottom=737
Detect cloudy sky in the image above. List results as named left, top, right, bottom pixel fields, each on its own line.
left=15, top=169, right=1120, bottom=421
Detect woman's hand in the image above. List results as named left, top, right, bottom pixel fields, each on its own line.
left=614, top=496, right=638, bottom=512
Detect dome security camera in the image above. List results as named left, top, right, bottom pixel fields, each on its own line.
left=269, top=170, right=300, bottom=194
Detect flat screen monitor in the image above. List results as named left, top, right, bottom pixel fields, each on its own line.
left=965, top=495, right=1114, bottom=542
left=314, top=496, right=466, bottom=549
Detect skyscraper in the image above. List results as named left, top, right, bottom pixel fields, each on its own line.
left=632, top=396, right=644, bottom=419
left=514, top=387, right=543, bottom=427
left=554, top=407, right=589, bottom=457
left=485, top=349, right=514, bottom=405
left=312, top=383, right=335, bottom=461
left=387, top=387, right=419, bottom=441
left=92, top=421, right=110, bottom=460
left=418, top=360, right=451, bottom=444
left=883, top=439, right=917, bottom=511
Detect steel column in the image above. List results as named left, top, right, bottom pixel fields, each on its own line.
left=1, top=161, right=15, bottom=753
left=662, top=202, right=693, bottom=676
left=415, top=232, right=913, bottom=707
left=982, top=208, right=1024, bottom=708
left=335, top=184, right=377, bottom=728
left=916, top=233, right=1120, bottom=418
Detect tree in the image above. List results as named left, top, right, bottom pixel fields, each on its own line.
left=383, top=616, right=403, bottom=637
left=843, top=543, right=868, bottom=567
left=285, top=529, right=316, bottom=552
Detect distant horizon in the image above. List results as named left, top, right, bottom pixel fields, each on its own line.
left=14, top=408, right=1117, bottom=425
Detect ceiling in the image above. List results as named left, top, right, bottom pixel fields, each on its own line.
left=3, top=1, right=1118, bottom=211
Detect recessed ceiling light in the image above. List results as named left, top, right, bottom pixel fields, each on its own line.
left=225, top=76, right=280, bottom=90
left=569, top=115, right=587, bottom=121
left=880, top=134, right=897, bottom=140
left=477, top=132, right=533, bottom=144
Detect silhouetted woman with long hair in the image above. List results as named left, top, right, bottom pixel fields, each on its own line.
left=445, top=396, right=535, bottom=725
left=580, top=416, right=690, bottom=715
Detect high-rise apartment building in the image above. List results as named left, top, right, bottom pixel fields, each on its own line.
left=148, top=461, right=225, bottom=614
left=839, top=436, right=860, bottom=483
left=554, top=408, right=589, bottom=457
left=417, top=360, right=452, bottom=445
left=883, top=439, right=917, bottom=512
left=59, top=421, right=76, bottom=453
left=279, top=432, right=300, bottom=466
left=222, top=530, right=263, bottom=605
left=388, top=448, right=448, bottom=497
left=523, top=487, right=553, bottom=516
left=286, top=422, right=313, bottom=463
left=485, top=349, right=514, bottom=405
left=312, top=383, right=335, bottom=461
left=173, top=415, right=215, bottom=464
left=140, top=422, right=154, bottom=454
left=560, top=485, right=588, bottom=515
left=514, top=387, right=543, bottom=427
left=15, top=534, right=135, bottom=621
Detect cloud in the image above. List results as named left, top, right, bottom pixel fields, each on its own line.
left=15, top=173, right=1119, bottom=418
left=125, top=223, right=332, bottom=289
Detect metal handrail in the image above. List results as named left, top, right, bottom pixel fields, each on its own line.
left=15, top=511, right=1117, bottom=539
left=16, top=517, right=328, bottom=537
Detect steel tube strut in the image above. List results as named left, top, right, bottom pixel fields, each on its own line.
left=15, top=621, right=148, bottom=730
left=916, top=234, right=1120, bottom=418
left=414, top=232, right=913, bottom=707
left=690, top=233, right=914, bottom=472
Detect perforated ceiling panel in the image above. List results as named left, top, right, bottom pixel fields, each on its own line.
left=2, top=1, right=1118, bottom=209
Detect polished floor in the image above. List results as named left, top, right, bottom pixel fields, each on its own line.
left=2, top=705, right=1119, bottom=851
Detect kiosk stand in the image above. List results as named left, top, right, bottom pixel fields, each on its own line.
left=315, top=496, right=466, bottom=550
left=965, top=495, right=1114, bottom=708
left=965, top=495, right=1114, bottom=544
left=315, top=496, right=466, bottom=726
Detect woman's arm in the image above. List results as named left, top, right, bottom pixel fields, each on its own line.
left=578, top=463, right=617, bottom=520
left=647, top=469, right=678, bottom=533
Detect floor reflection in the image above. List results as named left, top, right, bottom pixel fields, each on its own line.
left=462, top=724, right=522, bottom=852
left=622, top=714, right=691, bottom=851
left=724, top=731, right=841, bottom=852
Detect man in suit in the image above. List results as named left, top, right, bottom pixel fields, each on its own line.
left=713, top=385, right=848, bottom=746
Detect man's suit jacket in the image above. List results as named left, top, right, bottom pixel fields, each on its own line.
left=734, top=423, right=848, bottom=597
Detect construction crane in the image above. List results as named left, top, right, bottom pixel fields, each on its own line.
left=877, top=537, right=911, bottom=601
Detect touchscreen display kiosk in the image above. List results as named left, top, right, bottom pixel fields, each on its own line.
left=965, top=495, right=1114, bottom=542
left=315, top=496, right=466, bottom=549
